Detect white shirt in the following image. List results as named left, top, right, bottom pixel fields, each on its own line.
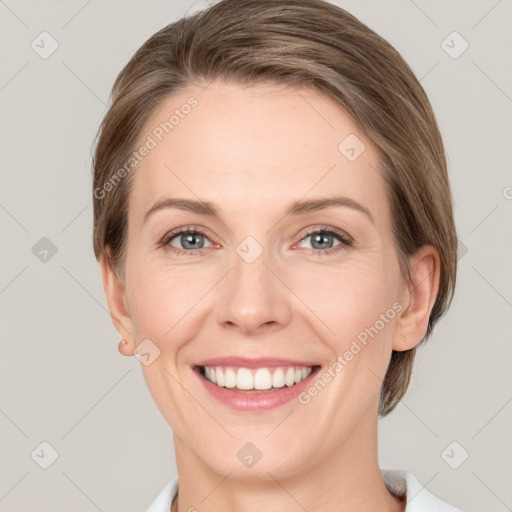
left=145, top=468, right=462, bottom=511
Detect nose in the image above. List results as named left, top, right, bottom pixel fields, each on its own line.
left=217, top=240, right=292, bottom=336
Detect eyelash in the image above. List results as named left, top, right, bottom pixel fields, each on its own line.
left=158, top=225, right=353, bottom=257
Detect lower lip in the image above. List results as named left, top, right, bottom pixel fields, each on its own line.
left=193, top=366, right=320, bottom=412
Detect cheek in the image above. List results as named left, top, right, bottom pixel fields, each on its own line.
left=127, top=268, right=199, bottom=343
left=287, top=260, right=403, bottom=407
left=124, top=226, right=215, bottom=337
left=291, top=257, right=401, bottom=341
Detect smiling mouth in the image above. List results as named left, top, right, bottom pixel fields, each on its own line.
left=195, top=365, right=321, bottom=392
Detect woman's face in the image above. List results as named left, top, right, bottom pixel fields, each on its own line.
left=108, top=81, right=413, bottom=479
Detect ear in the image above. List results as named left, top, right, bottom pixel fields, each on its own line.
left=392, top=245, right=441, bottom=351
left=99, top=251, right=134, bottom=357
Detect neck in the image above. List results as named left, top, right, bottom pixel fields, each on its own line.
left=172, top=404, right=404, bottom=512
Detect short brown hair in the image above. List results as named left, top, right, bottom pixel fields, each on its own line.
left=92, top=0, right=457, bottom=416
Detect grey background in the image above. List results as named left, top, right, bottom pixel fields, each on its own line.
left=0, top=0, right=511, bottom=510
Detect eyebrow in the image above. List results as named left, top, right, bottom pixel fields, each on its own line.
left=143, top=196, right=373, bottom=224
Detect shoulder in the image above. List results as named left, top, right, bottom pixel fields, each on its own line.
left=382, top=468, right=463, bottom=512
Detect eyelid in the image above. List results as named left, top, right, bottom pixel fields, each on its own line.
left=158, top=225, right=219, bottom=249
left=295, top=224, right=353, bottom=245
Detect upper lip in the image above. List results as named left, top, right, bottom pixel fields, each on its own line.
left=194, top=357, right=319, bottom=369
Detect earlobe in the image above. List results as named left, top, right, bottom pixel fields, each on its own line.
left=392, top=246, right=441, bottom=352
left=99, top=252, right=135, bottom=355
left=118, top=338, right=133, bottom=357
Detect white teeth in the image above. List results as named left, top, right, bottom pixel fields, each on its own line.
left=272, top=368, right=285, bottom=388
left=236, top=368, right=253, bottom=390
left=216, top=367, right=225, bottom=387
left=285, top=367, right=295, bottom=387
left=202, top=365, right=314, bottom=390
left=254, top=369, right=272, bottom=390
left=224, top=369, right=237, bottom=388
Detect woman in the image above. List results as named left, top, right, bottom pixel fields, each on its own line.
left=92, top=0, right=461, bottom=510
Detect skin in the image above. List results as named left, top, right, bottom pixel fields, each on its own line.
left=100, top=81, right=440, bottom=512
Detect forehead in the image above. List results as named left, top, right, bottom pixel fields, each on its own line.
left=130, top=80, right=386, bottom=220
